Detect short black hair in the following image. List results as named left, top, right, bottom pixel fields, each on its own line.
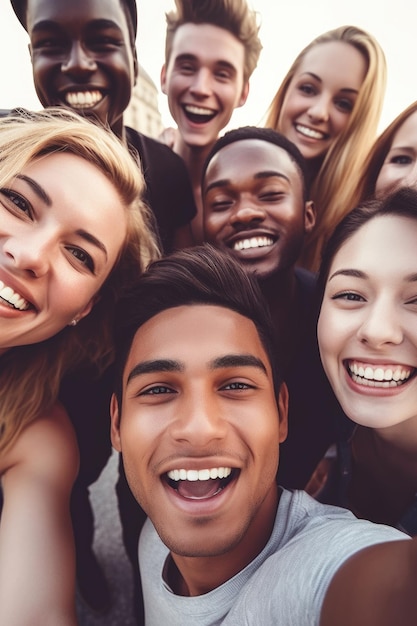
left=113, top=244, right=283, bottom=405
left=201, top=126, right=310, bottom=201
left=10, top=0, right=138, bottom=37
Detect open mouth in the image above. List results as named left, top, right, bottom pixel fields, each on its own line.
left=0, top=280, right=30, bottom=311
left=165, top=467, right=238, bottom=500
left=231, top=236, right=275, bottom=252
left=345, top=360, right=416, bottom=388
left=295, top=123, right=329, bottom=141
left=182, top=104, right=217, bottom=125
left=64, top=90, right=105, bottom=110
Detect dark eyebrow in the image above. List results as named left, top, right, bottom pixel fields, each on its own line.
left=31, top=18, right=122, bottom=33
left=300, top=72, right=359, bottom=94
left=76, top=229, right=108, bottom=260
left=329, top=268, right=417, bottom=284
left=17, top=175, right=51, bottom=206
left=127, top=359, right=184, bottom=384
left=210, top=354, right=267, bottom=374
left=174, top=53, right=237, bottom=73
left=328, top=269, right=367, bottom=281
left=204, top=172, right=290, bottom=195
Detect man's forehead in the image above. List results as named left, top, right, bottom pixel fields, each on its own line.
left=123, top=305, right=271, bottom=377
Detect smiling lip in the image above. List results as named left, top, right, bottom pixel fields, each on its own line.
left=63, top=89, right=105, bottom=109
left=345, top=359, right=416, bottom=389
left=182, top=104, right=217, bottom=125
left=0, top=277, right=32, bottom=311
left=164, top=466, right=238, bottom=502
left=295, top=123, right=329, bottom=141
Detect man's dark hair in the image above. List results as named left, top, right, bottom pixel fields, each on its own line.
left=113, top=244, right=282, bottom=406
left=202, top=126, right=310, bottom=201
left=10, top=0, right=138, bottom=38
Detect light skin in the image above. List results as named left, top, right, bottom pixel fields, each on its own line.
left=375, top=110, right=417, bottom=197
left=26, top=0, right=137, bottom=139
left=0, top=151, right=127, bottom=354
left=203, top=139, right=315, bottom=279
left=111, top=299, right=417, bottom=624
left=111, top=304, right=288, bottom=596
left=318, top=215, right=417, bottom=431
left=0, top=404, right=79, bottom=625
left=161, top=22, right=249, bottom=244
left=279, top=41, right=367, bottom=161
left=161, top=23, right=249, bottom=155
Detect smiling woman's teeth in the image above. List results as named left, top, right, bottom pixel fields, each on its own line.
left=233, top=236, right=273, bottom=251
left=295, top=124, right=325, bottom=140
left=0, top=280, right=29, bottom=310
left=348, top=362, right=413, bottom=387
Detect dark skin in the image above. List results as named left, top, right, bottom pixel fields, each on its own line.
left=26, top=0, right=137, bottom=140
left=203, top=139, right=315, bottom=370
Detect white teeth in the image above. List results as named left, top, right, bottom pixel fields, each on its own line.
left=233, top=236, right=274, bottom=251
left=0, top=280, right=30, bottom=310
left=65, top=90, right=103, bottom=108
left=184, top=104, right=215, bottom=116
left=295, top=124, right=325, bottom=140
left=348, top=362, right=412, bottom=387
left=167, top=467, right=232, bottom=482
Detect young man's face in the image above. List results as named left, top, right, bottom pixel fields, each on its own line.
left=161, top=23, right=249, bottom=150
left=203, top=140, right=315, bottom=278
left=26, top=0, right=137, bottom=137
left=111, top=304, right=288, bottom=561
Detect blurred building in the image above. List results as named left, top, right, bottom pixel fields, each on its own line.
left=124, top=64, right=163, bottom=139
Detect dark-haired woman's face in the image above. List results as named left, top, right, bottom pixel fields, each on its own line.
left=278, top=41, right=366, bottom=161
left=318, top=214, right=417, bottom=430
left=375, top=110, right=417, bottom=197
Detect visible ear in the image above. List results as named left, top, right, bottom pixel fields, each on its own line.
left=160, top=64, right=168, bottom=95
left=237, top=81, right=250, bottom=108
left=304, top=200, right=316, bottom=234
left=277, top=382, right=289, bottom=443
left=110, top=393, right=122, bottom=452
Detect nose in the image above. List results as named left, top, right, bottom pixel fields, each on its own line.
left=4, top=234, right=51, bottom=278
left=170, top=391, right=227, bottom=447
left=357, top=300, right=403, bottom=348
left=61, top=41, right=97, bottom=77
left=307, top=94, right=330, bottom=123
left=230, top=204, right=266, bottom=228
left=189, top=68, right=212, bottom=98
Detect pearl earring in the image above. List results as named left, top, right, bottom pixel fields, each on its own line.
left=69, top=319, right=78, bottom=327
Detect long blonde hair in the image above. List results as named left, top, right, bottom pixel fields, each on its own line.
left=265, top=26, right=387, bottom=271
left=0, top=108, right=160, bottom=453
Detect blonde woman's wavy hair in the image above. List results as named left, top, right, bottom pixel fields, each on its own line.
left=356, top=101, right=417, bottom=202
left=0, top=108, right=160, bottom=453
left=165, top=0, right=262, bottom=83
left=265, top=26, right=387, bottom=271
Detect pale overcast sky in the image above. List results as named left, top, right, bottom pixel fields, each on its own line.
left=1, top=0, right=415, bottom=134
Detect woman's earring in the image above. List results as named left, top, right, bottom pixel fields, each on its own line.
left=69, top=319, right=78, bottom=327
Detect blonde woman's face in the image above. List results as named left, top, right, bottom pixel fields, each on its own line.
left=279, top=41, right=367, bottom=161
left=375, top=110, right=417, bottom=197
left=0, top=152, right=127, bottom=353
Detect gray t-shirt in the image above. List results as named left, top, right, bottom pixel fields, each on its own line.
left=139, top=489, right=407, bottom=625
